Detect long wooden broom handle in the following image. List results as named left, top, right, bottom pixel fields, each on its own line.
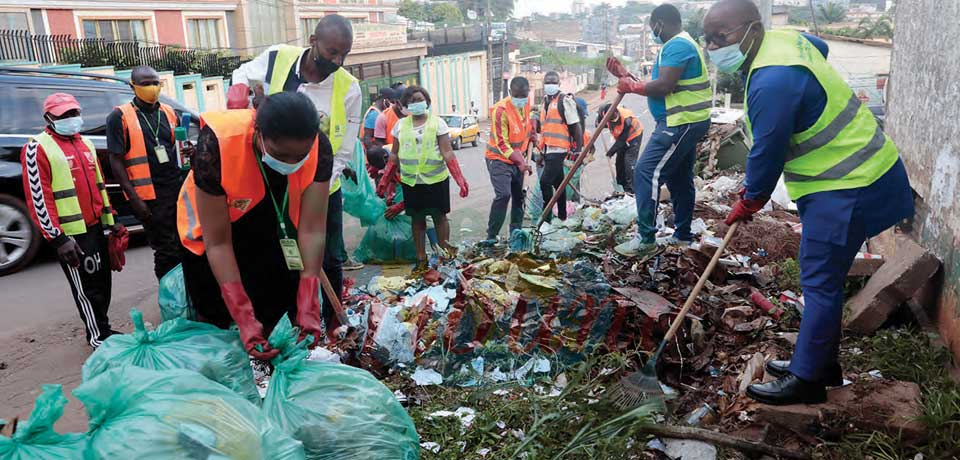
left=661, top=221, right=740, bottom=344
left=318, top=270, right=348, bottom=326
left=535, top=91, right=626, bottom=229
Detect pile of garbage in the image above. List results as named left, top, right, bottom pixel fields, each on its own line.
left=0, top=310, right=418, bottom=460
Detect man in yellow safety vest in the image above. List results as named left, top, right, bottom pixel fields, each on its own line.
left=21, top=93, right=127, bottom=348
left=608, top=3, right=713, bottom=258
left=705, top=0, right=913, bottom=405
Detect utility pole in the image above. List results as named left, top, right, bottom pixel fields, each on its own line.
left=808, top=0, right=821, bottom=35
left=485, top=0, right=495, bottom=104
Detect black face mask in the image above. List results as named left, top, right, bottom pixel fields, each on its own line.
left=313, top=50, right=341, bottom=76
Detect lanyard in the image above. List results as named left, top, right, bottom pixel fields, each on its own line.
left=135, top=104, right=162, bottom=143
left=255, top=152, right=291, bottom=239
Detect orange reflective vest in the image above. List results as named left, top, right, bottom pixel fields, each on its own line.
left=539, top=96, right=572, bottom=151
left=118, top=102, right=177, bottom=201
left=485, top=96, right=531, bottom=163
left=610, top=108, right=643, bottom=143
left=360, top=105, right=380, bottom=139
left=177, top=109, right=319, bottom=256
left=383, top=106, right=404, bottom=145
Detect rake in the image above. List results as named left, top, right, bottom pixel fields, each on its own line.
left=609, top=221, right=741, bottom=409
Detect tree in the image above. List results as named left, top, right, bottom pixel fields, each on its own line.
left=683, top=8, right=706, bottom=41
left=457, top=0, right=515, bottom=22
left=430, top=3, right=464, bottom=26
left=855, top=15, right=893, bottom=39
left=818, top=2, right=847, bottom=23
left=399, top=0, right=429, bottom=22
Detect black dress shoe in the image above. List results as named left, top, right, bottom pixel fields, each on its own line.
left=765, top=360, right=844, bottom=387
left=746, top=374, right=827, bottom=405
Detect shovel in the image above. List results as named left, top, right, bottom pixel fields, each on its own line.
left=609, top=221, right=741, bottom=409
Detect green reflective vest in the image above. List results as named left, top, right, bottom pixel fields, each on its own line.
left=397, top=116, right=448, bottom=186
left=745, top=30, right=899, bottom=200
left=663, top=32, right=712, bottom=127
left=33, top=131, right=114, bottom=236
left=266, top=45, right=358, bottom=194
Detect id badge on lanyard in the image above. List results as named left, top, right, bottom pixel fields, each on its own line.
left=257, top=154, right=303, bottom=271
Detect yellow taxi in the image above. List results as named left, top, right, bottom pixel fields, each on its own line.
left=439, top=113, right=480, bottom=150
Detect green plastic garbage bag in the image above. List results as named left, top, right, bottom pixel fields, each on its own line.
left=262, top=315, right=419, bottom=460
left=81, top=309, right=260, bottom=405
left=352, top=214, right=417, bottom=264
left=158, top=263, right=193, bottom=321
left=75, top=367, right=305, bottom=460
left=341, top=140, right=385, bottom=227
left=0, top=385, right=84, bottom=460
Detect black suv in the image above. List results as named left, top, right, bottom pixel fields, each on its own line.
left=0, top=67, right=198, bottom=275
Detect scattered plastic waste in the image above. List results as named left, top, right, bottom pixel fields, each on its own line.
left=412, top=367, right=443, bottom=386
left=602, top=196, right=638, bottom=225
left=428, top=407, right=476, bottom=431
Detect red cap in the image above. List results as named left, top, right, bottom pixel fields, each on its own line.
left=43, top=93, right=81, bottom=117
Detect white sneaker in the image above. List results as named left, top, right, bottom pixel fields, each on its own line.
left=614, top=236, right=658, bottom=257
left=657, top=235, right=693, bottom=247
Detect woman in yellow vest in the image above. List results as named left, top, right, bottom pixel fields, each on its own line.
left=378, top=86, right=470, bottom=271
left=704, top=0, right=913, bottom=405
left=177, top=92, right=333, bottom=360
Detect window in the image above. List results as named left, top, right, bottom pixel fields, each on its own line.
left=82, top=19, right=147, bottom=41
left=0, top=87, right=125, bottom=135
left=440, top=116, right=463, bottom=128
left=301, top=15, right=368, bottom=43
left=0, top=12, right=29, bottom=30
left=187, top=18, right=222, bottom=49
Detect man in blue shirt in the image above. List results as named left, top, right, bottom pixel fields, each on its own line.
left=704, top=0, right=914, bottom=405
left=609, top=3, right=713, bottom=257
left=361, top=87, right=396, bottom=151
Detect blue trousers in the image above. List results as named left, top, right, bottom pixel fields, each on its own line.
left=788, top=199, right=866, bottom=382
left=633, top=120, right=710, bottom=243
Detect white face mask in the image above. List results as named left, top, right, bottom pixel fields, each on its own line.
left=259, top=135, right=307, bottom=175
left=544, top=84, right=561, bottom=96
left=50, top=116, right=83, bottom=136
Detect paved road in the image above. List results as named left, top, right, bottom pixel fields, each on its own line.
left=0, top=91, right=653, bottom=428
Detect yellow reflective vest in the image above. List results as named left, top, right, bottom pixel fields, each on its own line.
left=663, top=32, right=712, bottom=127
left=397, top=116, right=449, bottom=186
left=745, top=30, right=899, bottom=200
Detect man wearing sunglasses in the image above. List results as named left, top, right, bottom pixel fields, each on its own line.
left=607, top=3, right=712, bottom=258
left=704, top=0, right=913, bottom=406
left=107, top=65, right=190, bottom=282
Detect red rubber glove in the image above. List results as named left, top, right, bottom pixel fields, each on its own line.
left=220, top=281, right=279, bottom=360
left=377, top=161, right=399, bottom=198
left=107, top=226, right=128, bottom=272
left=617, top=76, right=647, bottom=96
left=385, top=202, right=405, bottom=219
left=446, top=157, right=469, bottom=198
left=725, top=188, right=769, bottom=225
left=226, top=83, right=250, bottom=109
left=295, top=276, right=323, bottom=347
left=508, top=151, right=530, bottom=175
left=606, top=56, right=630, bottom=78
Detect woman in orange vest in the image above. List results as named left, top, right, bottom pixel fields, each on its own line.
left=483, top=77, right=531, bottom=243
left=598, top=103, right=644, bottom=193
left=177, top=92, right=333, bottom=360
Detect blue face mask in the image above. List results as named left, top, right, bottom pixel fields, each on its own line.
left=544, top=84, right=560, bottom=96
left=650, top=23, right=663, bottom=45
left=407, top=101, right=428, bottom=116
left=259, top=136, right=306, bottom=175
left=708, top=22, right=758, bottom=73
left=511, top=97, right=528, bottom=111
left=51, top=116, right=83, bottom=136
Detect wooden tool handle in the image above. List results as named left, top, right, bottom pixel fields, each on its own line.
left=318, top=270, right=348, bottom=326
left=535, top=92, right=626, bottom=230
left=661, top=221, right=740, bottom=344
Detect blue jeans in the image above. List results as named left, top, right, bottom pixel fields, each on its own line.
left=633, top=119, right=710, bottom=243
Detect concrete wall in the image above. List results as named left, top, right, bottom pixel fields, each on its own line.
left=420, top=51, right=489, bottom=120
left=886, top=0, right=960, bottom=357
left=155, top=10, right=187, bottom=47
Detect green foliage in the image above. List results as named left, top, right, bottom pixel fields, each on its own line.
left=399, top=0, right=429, bottom=22
left=818, top=2, right=848, bottom=23
left=829, top=329, right=960, bottom=459
left=683, top=8, right=706, bottom=41
left=457, top=0, right=515, bottom=22
left=519, top=40, right=605, bottom=70
left=776, top=258, right=802, bottom=292
left=401, top=1, right=465, bottom=26
left=824, top=16, right=894, bottom=40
